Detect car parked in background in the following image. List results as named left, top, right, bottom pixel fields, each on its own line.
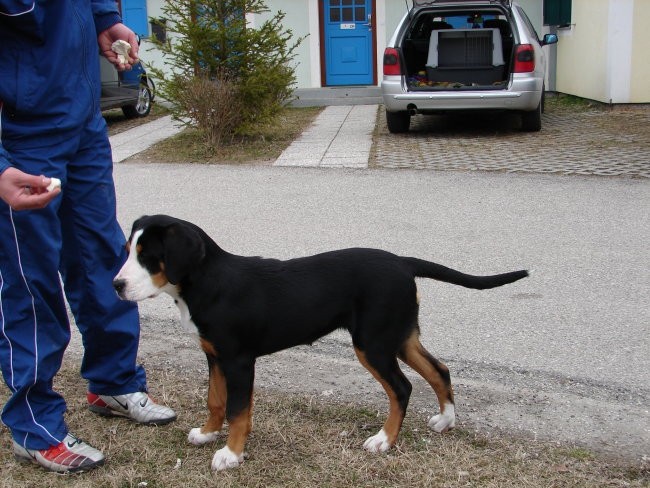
left=382, top=0, right=558, bottom=133
left=100, top=54, right=154, bottom=118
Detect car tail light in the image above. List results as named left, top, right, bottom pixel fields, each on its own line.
left=513, top=44, right=535, bottom=73
left=383, top=48, right=402, bottom=76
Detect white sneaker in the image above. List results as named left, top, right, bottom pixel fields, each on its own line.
left=13, top=433, right=105, bottom=473
left=87, top=392, right=177, bottom=425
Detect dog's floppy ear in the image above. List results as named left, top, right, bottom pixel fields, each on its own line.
left=163, top=222, right=206, bottom=284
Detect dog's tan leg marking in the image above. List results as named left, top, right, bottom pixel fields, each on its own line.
left=225, top=395, right=253, bottom=456
left=198, top=339, right=226, bottom=434
left=211, top=372, right=254, bottom=470
left=203, top=362, right=226, bottom=433
left=188, top=339, right=226, bottom=446
left=354, top=348, right=405, bottom=449
left=211, top=403, right=250, bottom=471
left=399, top=330, right=456, bottom=432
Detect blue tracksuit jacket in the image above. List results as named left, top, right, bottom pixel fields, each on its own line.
left=0, top=0, right=147, bottom=450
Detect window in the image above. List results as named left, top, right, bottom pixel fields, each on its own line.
left=544, top=0, right=571, bottom=27
left=121, top=0, right=149, bottom=37
left=329, top=0, right=366, bottom=24
left=517, top=6, right=540, bottom=41
left=150, top=18, right=167, bottom=44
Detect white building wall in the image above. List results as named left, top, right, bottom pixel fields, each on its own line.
left=141, top=0, right=547, bottom=90
left=139, top=0, right=167, bottom=77
left=258, top=1, right=314, bottom=87
left=606, top=0, right=634, bottom=103
left=556, top=0, right=648, bottom=104
left=630, top=0, right=650, bottom=102
left=139, top=0, right=647, bottom=103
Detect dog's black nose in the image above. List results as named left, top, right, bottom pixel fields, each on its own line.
left=113, top=279, right=126, bottom=296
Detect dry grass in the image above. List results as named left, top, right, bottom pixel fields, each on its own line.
left=1, top=362, right=647, bottom=488
left=104, top=103, right=322, bottom=165
left=131, top=106, right=322, bottom=165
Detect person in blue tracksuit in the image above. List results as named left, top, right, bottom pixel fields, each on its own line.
left=0, top=0, right=176, bottom=473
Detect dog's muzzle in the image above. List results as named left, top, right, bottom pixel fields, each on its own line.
left=113, top=279, right=127, bottom=299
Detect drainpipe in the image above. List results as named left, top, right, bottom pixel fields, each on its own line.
left=547, top=25, right=558, bottom=92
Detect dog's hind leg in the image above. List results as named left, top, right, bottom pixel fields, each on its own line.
left=354, top=348, right=412, bottom=453
left=398, top=330, right=455, bottom=433
left=188, top=355, right=226, bottom=446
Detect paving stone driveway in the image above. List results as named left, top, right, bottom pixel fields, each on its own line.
left=370, top=103, right=650, bottom=178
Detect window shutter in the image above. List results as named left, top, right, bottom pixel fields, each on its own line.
left=122, top=0, right=149, bottom=37
left=544, top=0, right=572, bottom=26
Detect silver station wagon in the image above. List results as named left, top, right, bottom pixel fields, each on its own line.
left=382, top=0, right=558, bottom=132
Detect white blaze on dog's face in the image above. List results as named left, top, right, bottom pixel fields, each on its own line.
left=114, top=229, right=170, bottom=301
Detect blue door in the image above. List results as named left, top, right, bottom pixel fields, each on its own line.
left=324, top=0, right=374, bottom=86
left=120, top=0, right=149, bottom=37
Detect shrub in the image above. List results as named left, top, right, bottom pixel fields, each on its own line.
left=170, top=72, right=244, bottom=148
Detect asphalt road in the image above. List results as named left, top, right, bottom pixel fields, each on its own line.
left=111, top=162, right=649, bottom=461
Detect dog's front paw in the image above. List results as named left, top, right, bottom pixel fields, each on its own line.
left=363, top=429, right=391, bottom=453
left=211, top=446, right=244, bottom=471
left=188, top=427, right=220, bottom=445
left=428, top=403, right=455, bottom=433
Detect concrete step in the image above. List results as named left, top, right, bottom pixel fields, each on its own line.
left=290, top=86, right=382, bottom=107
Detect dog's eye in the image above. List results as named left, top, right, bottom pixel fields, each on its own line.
left=137, top=249, right=151, bottom=262
left=137, top=250, right=163, bottom=274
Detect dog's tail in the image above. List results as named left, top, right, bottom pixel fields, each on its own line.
left=403, top=257, right=529, bottom=290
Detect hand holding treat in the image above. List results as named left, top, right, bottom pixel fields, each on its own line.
left=111, top=40, right=131, bottom=65
left=0, top=169, right=60, bottom=210
left=46, top=177, right=61, bottom=192
left=98, top=23, right=139, bottom=70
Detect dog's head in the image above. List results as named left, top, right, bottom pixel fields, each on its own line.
left=113, top=215, right=206, bottom=301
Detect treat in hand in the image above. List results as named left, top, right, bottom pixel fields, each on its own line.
left=111, top=40, right=131, bottom=65
left=46, top=177, right=61, bottom=192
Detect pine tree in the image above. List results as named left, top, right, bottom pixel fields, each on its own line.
left=148, top=0, right=302, bottom=143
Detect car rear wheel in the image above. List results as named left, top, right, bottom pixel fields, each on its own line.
left=386, top=110, right=411, bottom=133
left=521, top=100, right=542, bottom=132
left=122, top=83, right=152, bottom=119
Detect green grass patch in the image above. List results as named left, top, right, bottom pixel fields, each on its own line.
left=545, top=93, right=606, bottom=112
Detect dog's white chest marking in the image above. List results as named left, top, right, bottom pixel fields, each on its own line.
left=165, top=287, right=200, bottom=339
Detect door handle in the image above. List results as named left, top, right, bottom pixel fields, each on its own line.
left=364, top=13, right=372, bottom=29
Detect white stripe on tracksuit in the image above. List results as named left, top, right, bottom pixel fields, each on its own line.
left=0, top=209, right=61, bottom=446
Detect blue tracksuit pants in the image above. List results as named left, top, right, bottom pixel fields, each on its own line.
left=0, top=112, right=147, bottom=450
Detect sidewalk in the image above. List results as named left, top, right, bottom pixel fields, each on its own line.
left=109, top=106, right=378, bottom=168
left=274, top=105, right=378, bottom=169
left=109, top=115, right=184, bottom=163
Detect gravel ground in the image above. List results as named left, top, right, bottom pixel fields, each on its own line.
left=61, top=103, right=649, bottom=465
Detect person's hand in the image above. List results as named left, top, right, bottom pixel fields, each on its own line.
left=0, top=168, right=61, bottom=211
left=98, top=23, right=139, bottom=71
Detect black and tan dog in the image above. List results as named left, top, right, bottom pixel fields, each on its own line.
left=113, top=214, right=528, bottom=471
